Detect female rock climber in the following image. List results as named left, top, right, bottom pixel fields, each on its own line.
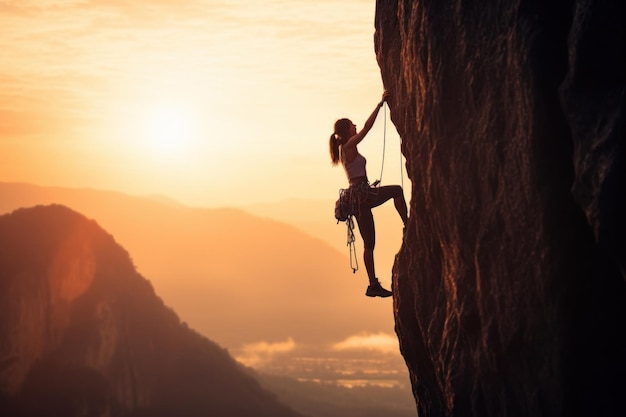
left=329, top=91, right=408, bottom=298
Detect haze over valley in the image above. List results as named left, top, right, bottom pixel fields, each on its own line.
left=0, top=182, right=412, bottom=405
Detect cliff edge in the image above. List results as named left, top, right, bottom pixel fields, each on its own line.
left=375, top=1, right=625, bottom=416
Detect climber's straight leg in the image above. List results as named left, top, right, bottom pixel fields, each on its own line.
left=355, top=205, right=376, bottom=282
left=354, top=211, right=391, bottom=298
left=353, top=184, right=404, bottom=298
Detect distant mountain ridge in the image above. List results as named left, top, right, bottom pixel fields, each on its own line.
left=0, top=205, right=304, bottom=417
left=0, top=182, right=396, bottom=349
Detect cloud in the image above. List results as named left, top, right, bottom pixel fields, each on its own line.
left=1, top=0, right=379, bottom=123
left=332, top=332, right=399, bottom=354
left=234, top=337, right=296, bottom=367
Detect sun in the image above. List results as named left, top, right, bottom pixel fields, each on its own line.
left=142, top=102, right=197, bottom=156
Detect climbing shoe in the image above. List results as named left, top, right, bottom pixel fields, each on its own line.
left=366, top=280, right=393, bottom=298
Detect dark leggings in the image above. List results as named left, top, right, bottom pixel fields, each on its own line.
left=355, top=185, right=407, bottom=250
left=354, top=184, right=407, bottom=282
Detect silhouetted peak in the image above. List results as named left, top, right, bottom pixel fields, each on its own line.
left=0, top=205, right=304, bottom=417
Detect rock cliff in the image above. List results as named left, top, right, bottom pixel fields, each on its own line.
left=0, top=205, right=303, bottom=417
left=375, top=1, right=625, bottom=416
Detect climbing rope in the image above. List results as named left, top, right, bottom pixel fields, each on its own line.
left=375, top=102, right=404, bottom=191
left=377, top=102, right=387, bottom=186
left=397, top=107, right=404, bottom=191
left=346, top=216, right=358, bottom=273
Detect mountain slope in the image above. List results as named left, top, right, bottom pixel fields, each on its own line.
left=244, top=198, right=405, bottom=278
left=0, top=182, right=396, bottom=349
left=0, top=205, right=305, bottom=417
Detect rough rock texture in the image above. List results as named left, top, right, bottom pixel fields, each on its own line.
left=375, top=1, right=625, bottom=416
left=0, top=205, right=303, bottom=417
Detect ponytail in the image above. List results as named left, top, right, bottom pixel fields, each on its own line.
left=329, top=133, right=341, bottom=165
left=329, top=118, right=352, bottom=166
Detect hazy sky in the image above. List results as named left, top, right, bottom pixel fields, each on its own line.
left=1, top=0, right=406, bottom=206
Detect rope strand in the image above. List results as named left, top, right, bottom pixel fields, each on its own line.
left=346, top=216, right=358, bottom=273
left=377, top=102, right=387, bottom=186
left=400, top=134, right=404, bottom=191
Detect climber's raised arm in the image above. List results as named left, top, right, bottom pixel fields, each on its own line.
left=343, top=91, right=390, bottom=149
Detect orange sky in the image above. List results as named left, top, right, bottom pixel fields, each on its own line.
left=0, top=2, right=411, bottom=381
left=1, top=0, right=407, bottom=207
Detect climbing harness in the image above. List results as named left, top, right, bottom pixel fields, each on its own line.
left=335, top=183, right=376, bottom=273
left=335, top=186, right=359, bottom=272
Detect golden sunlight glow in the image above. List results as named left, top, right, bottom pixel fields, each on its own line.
left=141, top=102, right=197, bottom=156
left=1, top=0, right=393, bottom=207
left=2, top=1, right=409, bottom=401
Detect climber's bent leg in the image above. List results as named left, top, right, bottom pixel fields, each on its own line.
left=370, top=185, right=408, bottom=224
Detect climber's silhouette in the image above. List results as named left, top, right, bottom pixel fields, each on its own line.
left=329, top=91, right=408, bottom=298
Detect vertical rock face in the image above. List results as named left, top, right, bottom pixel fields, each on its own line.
left=0, top=205, right=303, bottom=417
left=375, top=1, right=625, bottom=416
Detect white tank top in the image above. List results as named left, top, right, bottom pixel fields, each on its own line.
left=341, top=150, right=367, bottom=179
